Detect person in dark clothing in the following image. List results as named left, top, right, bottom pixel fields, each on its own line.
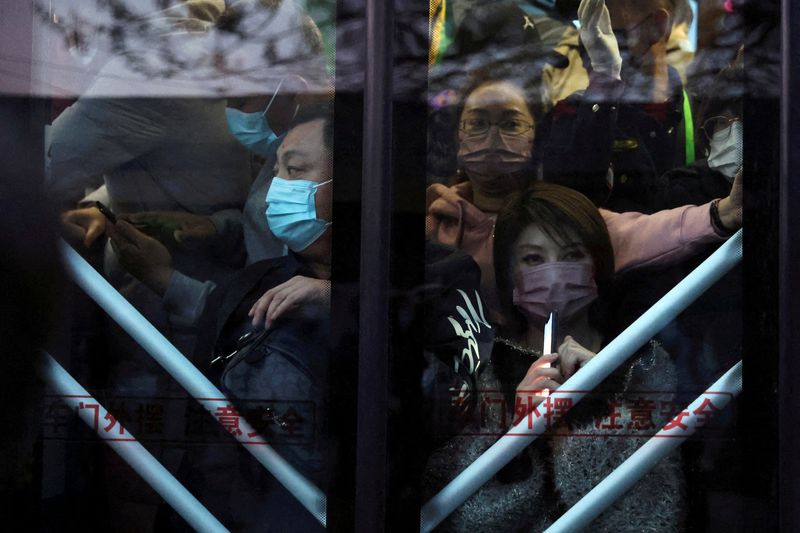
left=108, top=103, right=334, bottom=531
left=537, top=0, right=698, bottom=213
left=661, top=52, right=744, bottom=210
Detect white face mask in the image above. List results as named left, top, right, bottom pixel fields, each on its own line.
left=707, top=120, right=743, bottom=181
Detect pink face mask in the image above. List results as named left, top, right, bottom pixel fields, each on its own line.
left=457, top=131, right=532, bottom=177
left=512, top=262, right=598, bottom=324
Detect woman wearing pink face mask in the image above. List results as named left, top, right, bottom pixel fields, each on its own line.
left=426, top=75, right=741, bottom=324
left=493, top=182, right=685, bottom=530
left=423, top=182, right=686, bottom=532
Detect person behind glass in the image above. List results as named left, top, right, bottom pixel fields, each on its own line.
left=426, top=73, right=742, bottom=322
left=493, top=182, right=684, bottom=531
left=536, top=0, right=698, bottom=213
left=661, top=51, right=744, bottom=210
left=423, top=182, right=686, bottom=532
left=108, top=102, right=333, bottom=332
left=113, top=103, right=334, bottom=532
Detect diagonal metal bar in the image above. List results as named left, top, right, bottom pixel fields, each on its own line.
left=41, top=353, right=229, bottom=533
left=59, top=241, right=326, bottom=526
left=545, top=360, right=743, bottom=532
left=420, top=230, right=743, bottom=532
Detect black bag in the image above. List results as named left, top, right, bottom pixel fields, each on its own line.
left=421, top=242, right=495, bottom=441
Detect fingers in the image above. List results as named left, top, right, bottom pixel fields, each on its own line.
left=107, top=222, right=137, bottom=260
left=249, top=289, right=277, bottom=327
left=577, top=0, right=588, bottom=21
left=62, top=207, right=108, bottom=248
left=580, top=0, right=602, bottom=28
left=249, top=278, right=298, bottom=327
left=83, top=217, right=106, bottom=247
left=521, top=354, right=563, bottom=384
left=61, top=222, right=86, bottom=248
left=109, top=219, right=141, bottom=243
left=173, top=216, right=216, bottom=250
left=731, top=167, right=743, bottom=197
left=558, top=335, right=596, bottom=379
left=526, top=353, right=558, bottom=375
left=247, top=276, right=326, bottom=329
left=522, top=366, right=563, bottom=386
left=266, top=294, right=300, bottom=328
left=518, top=377, right=563, bottom=396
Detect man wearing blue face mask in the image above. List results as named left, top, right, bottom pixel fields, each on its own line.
left=117, top=73, right=313, bottom=272
left=108, top=102, right=334, bottom=328
left=109, top=103, right=335, bottom=530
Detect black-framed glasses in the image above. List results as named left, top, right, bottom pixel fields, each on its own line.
left=459, top=118, right=534, bottom=137
left=701, top=116, right=742, bottom=142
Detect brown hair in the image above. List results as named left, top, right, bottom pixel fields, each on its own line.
left=494, top=182, right=615, bottom=329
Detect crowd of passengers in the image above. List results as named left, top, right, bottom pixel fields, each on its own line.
left=47, top=0, right=745, bottom=531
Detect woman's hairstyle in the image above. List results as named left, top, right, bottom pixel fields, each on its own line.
left=494, top=182, right=615, bottom=329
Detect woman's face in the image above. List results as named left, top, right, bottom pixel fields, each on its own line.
left=457, top=81, right=535, bottom=180
left=511, top=223, right=593, bottom=282
left=509, top=223, right=599, bottom=324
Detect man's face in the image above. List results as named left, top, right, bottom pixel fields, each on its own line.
left=274, top=118, right=332, bottom=223
left=605, top=0, right=659, bottom=70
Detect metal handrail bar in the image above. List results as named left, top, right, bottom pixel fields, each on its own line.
left=42, top=353, right=229, bottom=533
left=60, top=241, right=326, bottom=526
left=544, top=361, right=742, bottom=532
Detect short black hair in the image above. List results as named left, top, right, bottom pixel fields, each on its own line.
left=289, top=100, right=334, bottom=151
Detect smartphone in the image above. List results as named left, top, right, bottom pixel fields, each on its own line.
left=543, top=311, right=558, bottom=356
left=94, top=201, right=116, bottom=224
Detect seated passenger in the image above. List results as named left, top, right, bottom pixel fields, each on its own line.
left=108, top=102, right=333, bottom=340
left=423, top=182, right=685, bottom=532
left=426, top=73, right=741, bottom=321
left=109, top=103, right=334, bottom=531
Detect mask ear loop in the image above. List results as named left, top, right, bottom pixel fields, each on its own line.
left=314, top=179, right=333, bottom=189
left=260, top=76, right=287, bottom=117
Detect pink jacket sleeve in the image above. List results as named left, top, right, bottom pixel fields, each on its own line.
left=601, top=202, right=726, bottom=274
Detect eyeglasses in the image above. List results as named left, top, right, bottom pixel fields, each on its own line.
left=459, top=118, right=534, bottom=137
left=701, top=116, right=742, bottom=142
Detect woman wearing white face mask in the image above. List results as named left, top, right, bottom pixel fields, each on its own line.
left=660, top=53, right=744, bottom=209
left=426, top=74, right=742, bottom=324
left=423, top=182, right=686, bottom=532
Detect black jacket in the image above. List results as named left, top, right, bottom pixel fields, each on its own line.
left=537, top=68, right=696, bottom=213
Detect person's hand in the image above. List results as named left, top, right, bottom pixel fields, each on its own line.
left=120, top=211, right=218, bottom=251
left=61, top=206, right=107, bottom=248
left=717, top=167, right=743, bottom=231
left=515, top=354, right=565, bottom=415
left=557, top=335, right=597, bottom=379
left=248, top=275, right=331, bottom=329
left=578, top=0, right=622, bottom=79
left=107, top=219, right=173, bottom=296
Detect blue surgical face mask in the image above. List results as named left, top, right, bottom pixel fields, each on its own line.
left=266, top=176, right=332, bottom=252
left=225, top=106, right=279, bottom=159
left=226, top=78, right=291, bottom=159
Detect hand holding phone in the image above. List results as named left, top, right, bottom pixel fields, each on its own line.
left=93, top=201, right=116, bottom=224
